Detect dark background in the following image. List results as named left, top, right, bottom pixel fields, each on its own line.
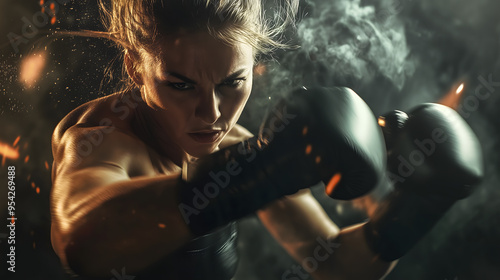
left=0, top=0, right=499, bottom=279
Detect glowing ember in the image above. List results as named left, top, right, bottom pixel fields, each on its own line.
left=305, top=144, right=312, bottom=155
left=13, top=136, right=20, bottom=147
left=36, top=187, right=40, bottom=194
left=456, top=83, right=465, bottom=94
left=45, top=161, right=50, bottom=170
left=24, top=155, right=30, bottom=163
left=20, top=51, right=47, bottom=88
left=325, top=173, right=342, bottom=196
left=315, top=156, right=321, bottom=164
left=378, top=117, right=386, bottom=127
left=31, top=182, right=36, bottom=188
left=158, top=223, right=166, bottom=229
left=439, top=82, right=466, bottom=110
left=51, top=17, right=56, bottom=25
left=302, top=126, right=308, bottom=136
left=0, top=141, right=20, bottom=160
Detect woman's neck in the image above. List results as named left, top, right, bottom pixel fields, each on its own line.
left=131, top=92, right=187, bottom=168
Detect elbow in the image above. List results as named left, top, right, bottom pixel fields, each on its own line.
left=52, top=223, right=113, bottom=278
left=64, top=239, right=103, bottom=277
left=61, top=224, right=150, bottom=278
left=63, top=233, right=117, bottom=278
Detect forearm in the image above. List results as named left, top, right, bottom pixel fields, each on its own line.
left=257, top=189, right=339, bottom=250
left=315, top=223, right=396, bottom=280
left=54, top=173, right=193, bottom=277
left=257, top=190, right=394, bottom=280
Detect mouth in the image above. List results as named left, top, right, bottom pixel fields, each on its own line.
left=188, top=130, right=223, bottom=144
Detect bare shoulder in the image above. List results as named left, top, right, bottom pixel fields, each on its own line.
left=51, top=92, right=152, bottom=178
left=219, top=123, right=254, bottom=149
left=52, top=92, right=135, bottom=149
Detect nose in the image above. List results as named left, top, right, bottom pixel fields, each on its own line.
left=195, top=88, right=221, bottom=125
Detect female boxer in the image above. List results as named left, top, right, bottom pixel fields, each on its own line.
left=50, top=1, right=482, bottom=279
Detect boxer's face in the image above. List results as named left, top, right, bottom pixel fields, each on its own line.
left=136, top=31, right=254, bottom=159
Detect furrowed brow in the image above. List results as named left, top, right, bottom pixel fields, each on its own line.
left=165, top=68, right=248, bottom=84
left=165, top=72, right=197, bottom=84
left=219, top=69, right=247, bottom=83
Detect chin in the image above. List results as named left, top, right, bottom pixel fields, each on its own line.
left=184, top=143, right=219, bottom=159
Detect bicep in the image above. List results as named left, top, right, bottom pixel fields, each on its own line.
left=51, top=127, right=144, bottom=232
left=50, top=162, right=129, bottom=259
left=52, top=164, right=128, bottom=220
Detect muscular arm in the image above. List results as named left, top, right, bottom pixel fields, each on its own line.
left=51, top=126, right=194, bottom=277
left=229, top=123, right=394, bottom=279
left=257, top=190, right=396, bottom=280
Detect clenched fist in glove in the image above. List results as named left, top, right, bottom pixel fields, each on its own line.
left=364, top=103, right=484, bottom=261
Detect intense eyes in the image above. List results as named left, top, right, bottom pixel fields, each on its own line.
left=167, top=82, right=195, bottom=91
left=221, top=78, right=246, bottom=87
left=166, top=78, right=246, bottom=91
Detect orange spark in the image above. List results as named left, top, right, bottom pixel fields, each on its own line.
left=31, top=182, right=36, bottom=188
left=11, top=216, right=15, bottom=224
left=24, top=155, right=30, bottom=163
left=378, top=117, right=386, bottom=127
left=0, top=141, right=20, bottom=160
left=456, top=83, right=464, bottom=94
left=36, top=187, right=40, bottom=194
left=325, top=173, right=342, bottom=196
left=40, top=0, right=44, bottom=5
left=315, top=156, right=321, bottom=164
left=13, top=136, right=20, bottom=147
left=158, top=223, right=166, bottom=229
left=305, top=144, right=312, bottom=155
left=302, top=126, right=308, bottom=136
left=20, top=51, right=47, bottom=88
left=51, top=17, right=56, bottom=25
left=439, top=82, right=466, bottom=110
left=45, top=161, right=49, bottom=170
left=50, top=3, right=55, bottom=10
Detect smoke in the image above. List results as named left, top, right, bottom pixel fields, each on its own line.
left=289, top=0, right=410, bottom=88
left=238, top=0, right=500, bottom=279
left=244, top=0, right=414, bottom=131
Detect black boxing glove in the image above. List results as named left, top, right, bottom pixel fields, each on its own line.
left=364, top=104, right=484, bottom=261
left=178, top=87, right=386, bottom=235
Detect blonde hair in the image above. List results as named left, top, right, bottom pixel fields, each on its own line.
left=97, top=0, right=299, bottom=92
